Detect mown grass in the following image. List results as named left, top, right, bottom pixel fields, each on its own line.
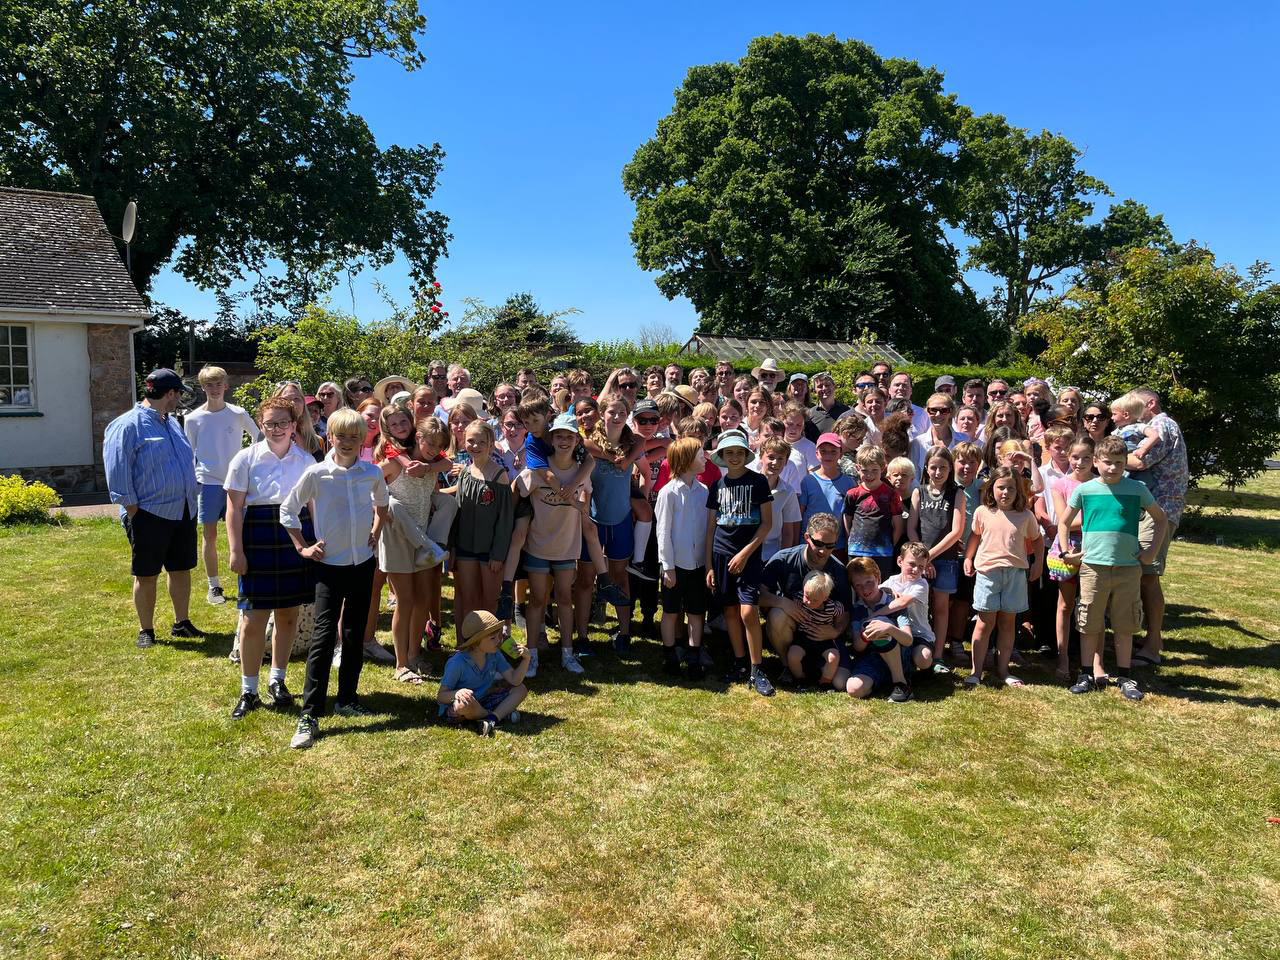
left=2, top=484, right=1279, bottom=959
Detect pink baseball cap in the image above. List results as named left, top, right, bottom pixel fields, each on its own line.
left=817, top=432, right=843, bottom=448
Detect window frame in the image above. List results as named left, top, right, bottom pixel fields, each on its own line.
left=0, top=322, right=35, bottom=411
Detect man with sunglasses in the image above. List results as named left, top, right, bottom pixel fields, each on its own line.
left=713, top=361, right=735, bottom=406
left=758, top=513, right=853, bottom=663
left=985, top=380, right=1010, bottom=404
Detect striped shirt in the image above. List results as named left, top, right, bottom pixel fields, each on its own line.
left=103, top=403, right=199, bottom=521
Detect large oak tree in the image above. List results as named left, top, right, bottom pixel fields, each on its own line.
left=0, top=0, right=450, bottom=297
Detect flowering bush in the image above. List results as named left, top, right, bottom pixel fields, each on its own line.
left=0, top=475, right=61, bottom=525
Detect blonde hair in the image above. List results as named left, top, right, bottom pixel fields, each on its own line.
left=666, top=436, right=703, bottom=477
left=269, top=382, right=324, bottom=455
left=887, top=457, right=916, bottom=482
left=197, top=365, right=227, bottom=386
left=803, top=570, right=834, bottom=602
left=325, top=408, right=363, bottom=439
left=855, top=445, right=887, bottom=470
left=1111, top=392, right=1146, bottom=419
left=415, top=415, right=449, bottom=454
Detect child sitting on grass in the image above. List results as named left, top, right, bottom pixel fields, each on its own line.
left=867, top=541, right=938, bottom=700
left=782, top=571, right=845, bottom=689
left=438, top=610, right=531, bottom=737
left=838, top=557, right=915, bottom=702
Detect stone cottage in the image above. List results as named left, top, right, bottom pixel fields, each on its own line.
left=0, top=186, right=149, bottom=494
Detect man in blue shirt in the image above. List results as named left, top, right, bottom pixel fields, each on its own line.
left=103, top=369, right=207, bottom=649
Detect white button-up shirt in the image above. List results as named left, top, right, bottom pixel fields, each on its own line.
left=655, top=474, right=709, bottom=573
left=224, top=441, right=314, bottom=506
left=279, top=457, right=388, bottom=567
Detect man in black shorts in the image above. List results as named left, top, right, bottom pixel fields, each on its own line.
left=103, top=369, right=207, bottom=648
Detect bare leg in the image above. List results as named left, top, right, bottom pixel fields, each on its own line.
left=930, top=591, right=950, bottom=661
left=740, top=603, right=764, bottom=665
left=525, top=572, right=551, bottom=649
left=573, top=561, right=594, bottom=641
left=408, top=568, right=432, bottom=661
left=608, top=557, right=632, bottom=638
left=723, top=606, right=746, bottom=658
left=970, top=612, right=996, bottom=681
left=270, top=606, right=298, bottom=671
left=363, top=569, right=387, bottom=645
left=1055, top=580, right=1077, bottom=676
left=552, top=567, right=576, bottom=652
left=453, top=560, right=482, bottom=635
left=167, top=569, right=191, bottom=622
left=201, top=523, right=220, bottom=581
left=687, top=614, right=704, bottom=648
left=879, top=647, right=907, bottom=685
left=240, top=610, right=272, bottom=680
left=133, top=575, right=158, bottom=631
left=1138, top=574, right=1165, bottom=657
left=994, top=611, right=1018, bottom=679
left=387, top=572, right=417, bottom=670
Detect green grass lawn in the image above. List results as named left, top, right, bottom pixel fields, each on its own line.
left=2, top=476, right=1279, bottom=960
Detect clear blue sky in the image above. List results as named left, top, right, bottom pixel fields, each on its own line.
left=149, top=0, right=1279, bottom=343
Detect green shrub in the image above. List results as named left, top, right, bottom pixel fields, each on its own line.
left=0, top=475, right=61, bottom=525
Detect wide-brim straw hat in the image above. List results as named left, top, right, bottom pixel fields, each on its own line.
left=373, top=375, right=420, bottom=405
left=458, top=610, right=505, bottom=650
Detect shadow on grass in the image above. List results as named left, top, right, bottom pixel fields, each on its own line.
left=1176, top=512, right=1280, bottom=551
left=168, top=630, right=237, bottom=659
left=1188, top=487, right=1280, bottom=512
left=1143, top=671, right=1280, bottom=710
left=326, top=689, right=566, bottom=737
left=1165, top=604, right=1274, bottom=649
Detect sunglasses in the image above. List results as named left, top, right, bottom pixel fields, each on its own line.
left=987, top=389, right=1008, bottom=397
left=353, top=385, right=373, bottom=394
left=855, top=380, right=875, bottom=389
left=431, top=374, right=447, bottom=381
left=317, top=390, right=337, bottom=398
left=927, top=407, right=950, bottom=415
left=1083, top=413, right=1108, bottom=421
left=634, top=416, right=659, bottom=425
left=617, top=381, right=638, bottom=390
left=807, top=535, right=838, bottom=550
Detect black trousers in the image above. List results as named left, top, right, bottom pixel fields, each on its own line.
left=303, top=557, right=375, bottom=717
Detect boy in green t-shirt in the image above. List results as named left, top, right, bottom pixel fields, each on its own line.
left=1057, top=436, right=1167, bottom=700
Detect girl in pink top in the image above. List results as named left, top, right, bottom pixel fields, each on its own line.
left=963, top=466, right=1044, bottom=688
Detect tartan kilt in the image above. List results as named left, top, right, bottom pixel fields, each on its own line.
left=237, top=504, right=315, bottom=610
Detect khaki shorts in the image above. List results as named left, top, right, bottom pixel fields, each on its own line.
left=1077, top=562, right=1143, bottom=635
left=1138, top=513, right=1177, bottom=577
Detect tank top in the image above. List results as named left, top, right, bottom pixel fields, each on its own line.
left=917, top=484, right=959, bottom=550
left=387, top=468, right=435, bottom=529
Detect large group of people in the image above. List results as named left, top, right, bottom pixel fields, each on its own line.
left=103, top=354, right=1189, bottom=749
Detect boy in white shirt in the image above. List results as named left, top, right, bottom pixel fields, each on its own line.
left=184, top=366, right=259, bottom=604
left=654, top=437, right=711, bottom=680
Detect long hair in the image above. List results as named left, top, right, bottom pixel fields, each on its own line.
left=270, top=381, right=324, bottom=456
left=375, top=404, right=415, bottom=463
left=591, top=392, right=635, bottom=461
left=921, top=444, right=958, bottom=495
left=980, top=465, right=1029, bottom=513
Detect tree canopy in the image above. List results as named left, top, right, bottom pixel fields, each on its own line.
left=622, top=33, right=1003, bottom=363
left=0, top=0, right=450, bottom=297
left=1024, top=247, right=1280, bottom=487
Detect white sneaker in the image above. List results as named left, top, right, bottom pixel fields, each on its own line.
left=525, top=649, right=539, bottom=678
left=332, top=646, right=342, bottom=670
left=561, top=649, right=585, bottom=675
left=207, top=586, right=226, bottom=605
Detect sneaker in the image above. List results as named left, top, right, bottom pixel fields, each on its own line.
left=612, top=632, right=632, bottom=654
left=575, top=637, right=593, bottom=659
left=207, top=586, right=227, bottom=605
left=686, top=657, right=706, bottom=682
left=363, top=639, right=396, bottom=665
left=1117, top=677, right=1145, bottom=701
left=267, top=680, right=294, bottom=708
left=231, top=691, right=261, bottom=718
left=136, top=628, right=157, bottom=649
left=334, top=701, right=374, bottom=718
left=170, top=619, right=207, bottom=639
left=525, top=648, right=538, bottom=678
left=228, top=645, right=240, bottom=664
left=597, top=579, right=630, bottom=608
left=290, top=715, right=319, bottom=749
left=662, top=649, right=681, bottom=677
left=496, top=587, right=514, bottom=622
left=561, top=649, right=585, bottom=675
left=477, top=716, right=497, bottom=737
left=722, top=660, right=749, bottom=684
left=889, top=682, right=913, bottom=703
left=626, top=563, right=655, bottom=582
left=750, top=665, right=776, bottom=697
left=331, top=646, right=342, bottom=670
left=1069, top=671, right=1100, bottom=694
left=931, top=661, right=953, bottom=675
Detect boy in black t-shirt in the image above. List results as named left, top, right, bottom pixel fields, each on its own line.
left=705, top=432, right=775, bottom=696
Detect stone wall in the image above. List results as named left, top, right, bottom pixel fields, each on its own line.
left=86, top=324, right=136, bottom=489
left=13, top=464, right=99, bottom=495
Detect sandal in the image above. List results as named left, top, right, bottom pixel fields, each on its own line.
left=393, top=667, right=425, bottom=685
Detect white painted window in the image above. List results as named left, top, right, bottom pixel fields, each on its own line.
left=0, top=324, right=33, bottom=407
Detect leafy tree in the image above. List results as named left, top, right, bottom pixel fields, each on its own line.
left=1023, top=247, right=1280, bottom=487
left=955, top=114, right=1111, bottom=326
left=622, top=33, right=1001, bottom=363
left=435, top=294, right=581, bottom=388
left=0, top=0, right=450, bottom=296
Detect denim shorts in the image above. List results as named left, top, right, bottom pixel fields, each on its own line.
left=197, top=483, right=226, bottom=524
left=929, top=552, right=959, bottom=594
left=455, top=547, right=491, bottom=563
left=973, top=566, right=1029, bottom=614
left=522, top=551, right=577, bottom=574
left=849, top=644, right=913, bottom=689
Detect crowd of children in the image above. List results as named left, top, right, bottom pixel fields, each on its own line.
left=174, top=360, right=1181, bottom=749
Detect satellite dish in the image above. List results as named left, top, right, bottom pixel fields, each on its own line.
left=122, top=201, right=137, bottom=245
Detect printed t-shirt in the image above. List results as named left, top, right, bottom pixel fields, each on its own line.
left=515, top=461, right=590, bottom=562
left=1067, top=476, right=1155, bottom=567
left=437, top=651, right=511, bottom=716
left=970, top=506, right=1041, bottom=571
left=844, top=483, right=903, bottom=558
left=706, top=469, right=773, bottom=555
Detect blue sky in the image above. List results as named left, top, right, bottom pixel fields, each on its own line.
left=149, top=0, right=1279, bottom=343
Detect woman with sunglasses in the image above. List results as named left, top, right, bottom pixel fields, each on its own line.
left=1080, top=402, right=1112, bottom=444
left=315, top=382, right=344, bottom=423
left=343, top=376, right=375, bottom=409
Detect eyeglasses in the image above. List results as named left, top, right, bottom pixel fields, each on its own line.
left=263, top=419, right=293, bottom=430
left=807, top=536, right=838, bottom=550
left=1083, top=413, right=1108, bottom=421
left=317, top=390, right=337, bottom=399
left=927, top=407, right=950, bottom=415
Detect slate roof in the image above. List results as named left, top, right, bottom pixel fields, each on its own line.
left=680, top=333, right=908, bottom=368
left=0, top=186, right=148, bottom=316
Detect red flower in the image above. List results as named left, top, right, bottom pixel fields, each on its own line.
left=430, top=304, right=440, bottom=313
left=433, top=282, right=442, bottom=289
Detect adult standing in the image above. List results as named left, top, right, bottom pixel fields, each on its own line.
left=1080, top=402, right=1112, bottom=444
left=909, top=394, right=969, bottom=477
left=1129, top=388, right=1188, bottom=667
left=962, top=379, right=987, bottom=416
left=752, top=358, right=784, bottom=393
left=805, top=371, right=850, bottom=440
left=888, top=372, right=930, bottom=438
left=713, top=360, right=735, bottom=405
left=103, top=368, right=206, bottom=648
left=758, top=513, right=853, bottom=656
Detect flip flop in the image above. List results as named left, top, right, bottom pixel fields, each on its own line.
left=393, top=667, right=425, bottom=685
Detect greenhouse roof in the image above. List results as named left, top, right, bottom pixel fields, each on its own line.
left=679, top=333, right=908, bottom=368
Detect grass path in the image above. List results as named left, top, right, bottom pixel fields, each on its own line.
left=2, top=493, right=1279, bottom=959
